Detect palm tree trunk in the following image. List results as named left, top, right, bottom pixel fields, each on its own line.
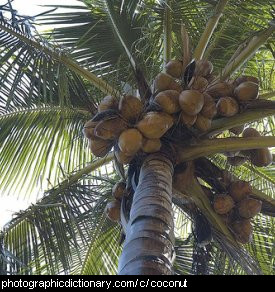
left=118, top=152, right=175, bottom=275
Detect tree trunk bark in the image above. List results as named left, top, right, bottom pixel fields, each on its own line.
left=118, top=152, right=175, bottom=275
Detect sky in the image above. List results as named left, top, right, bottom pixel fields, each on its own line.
left=0, top=0, right=81, bottom=227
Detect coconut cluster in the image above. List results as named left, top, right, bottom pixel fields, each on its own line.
left=226, top=127, right=272, bottom=167
left=104, top=181, right=126, bottom=222
left=207, top=180, right=262, bottom=244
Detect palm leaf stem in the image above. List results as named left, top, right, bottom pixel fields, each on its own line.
left=193, top=0, right=229, bottom=60
left=163, top=0, right=172, bottom=66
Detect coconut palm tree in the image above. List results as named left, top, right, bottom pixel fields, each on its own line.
left=0, top=0, right=274, bottom=275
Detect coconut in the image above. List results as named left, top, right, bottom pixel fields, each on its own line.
left=118, top=128, right=143, bottom=156
left=238, top=198, right=262, bottom=218
left=220, top=212, right=234, bottom=225
left=115, top=148, right=133, bottom=164
left=229, top=125, right=244, bottom=135
left=165, top=60, right=183, bottom=78
left=137, top=112, right=174, bottom=139
left=83, top=120, right=98, bottom=139
left=89, top=138, right=113, bottom=157
left=228, top=180, right=252, bottom=202
left=227, top=156, right=248, bottom=166
left=154, top=72, right=183, bottom=93
left=251, top=148, right=272, bottom=167
left=200, top=93, right=217, bottom=119
left=234, top=81, right=259, bottom=101
left=195, top=60, right=213, bottom=77
left=179, top=90, right=204, bottom=115
left=105, top=200, right=121, bottom=222
left=190, top=76, right=209, bottom=92
left=231, top=219, right=253, bottom=244
left=180, top=112, right=197, bottom=127
left=154, top=90, right=181, bottom=114
left=142, top=138, right=162, bottom=153
left=216, top=97, right=239, bottom=117
left=213, top=195, right=234, bottom=214
left=112, top=181, right=126, bottom=200
left=119, top=95, right=143, bottom=123
left=206, top=82, right=233, bottom=98
left=234, top=76, right=259, bottom=86
left=94, top=117, right=127, bottom=140
left=242, top=127, right=261, bottom=138
left=98, top=95, right=118, bottom=112
left=195, top=114, right=212, bottom=132
left=221, top=170, right=234, bottom=187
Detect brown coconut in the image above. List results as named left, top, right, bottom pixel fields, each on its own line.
left=154, top=90, right=181, bottom=114
left=195, top=60, right=213, bottom=77
left=105, top=200, right=121, bottom=222
left=251, top=148, right=272, bottom=167
left=112, top=181, right=126, bottom=200
left=243, top=127, right=261, bottom=138
left=137, top=112, right=174, bottom=139
left=234, top=75, right=259, bottom=86
left=229, top=125, right=244, bottom=136
left=179, top=90, right=204, bottom=116
left=89, top=138, right=113, bottom=157
left=119, top=95, right=143, bottom=123
left=142, top=138, right=162, bottom=153
left=231, top=219, right=253, bottom=244
left=154, top=72, right=183, bottom=93
left=180, top=112, right=197, bottom=127
left=83, top=120, right=98, bottom=139
left=165, top=60, right=183, bottom=78
left=115, top=148, right=133, bottom=164
left=234, top=81, right=259, bottom=101
left=118, top=128, right=143, bottom=156
left=195, top=114, right=212, bottom=132
left=227, top=156, right=248, bottom=166
left=213, top=195, right=234, bottom=214
left=98, top=95, right=118, bottom=112
left=238, top=198, right=262, bottom=219
left=228, top=180, right=252, bottom=202
left=200, top=93, right=217, bottom=119
left=94, top=117, right=126, bottom=140
left=206, top=82, right=233, bottom=98
left=216, top=97, right=239, bottom=117
left=190, top=76, right=209, bottom=92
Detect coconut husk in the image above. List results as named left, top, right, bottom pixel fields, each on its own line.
left=137, top=112, right=174, bottom=139
left=200, top=93, right=217, bottom=119
left=250, top=148, right=272, bottom=167
left=83, top=120, right=98, bottom=139
left=119, top=95, right=143, bottom=123
left=194, top=60, right=213, bottom=77
left=206, top=82, right=233, bottom=98
left=141, top=138, right=162, bottom=153
left=154, top=90, right=181, bottom=114
left=227, top=156, right=248, bottom=166
left=229, top=125, right=244, bottom=135
left=115, top=148, right=134, bottom=164
left=105, top=200, right=121, bottom=222
left=180, top=112, right=197, bottom=127
left=216, top=97, right=239, bottom=117
left=94, top=117, right=127, bottom=140
left=154, top=72, right=183, bottom=93
left=234, top=75, right=259, bottom=86
left=242, top=127, right=261, bottom=138
left=165, top=60, right=183, bottom=78
left=213, top=195, right=234, bottom=214
left=195, top=114, right=212, bottom=132
left=190, top=76, right=208, bottom=92
left=179, top=90, right=204, bottom=115
left=238, top=198, right=262, bottom=218
left=118, top=128, right=143, bottom=156
left=228, top=180, right=252, bottom=202
left=89, top=138, right=113, bottom=157
left=98, top=95, right=118, bottom=112
left=234, top=81, right=259, bottom=101
left=112, top=181, right=126, bottom=200
left=231, top=219, right=253, bottom=244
